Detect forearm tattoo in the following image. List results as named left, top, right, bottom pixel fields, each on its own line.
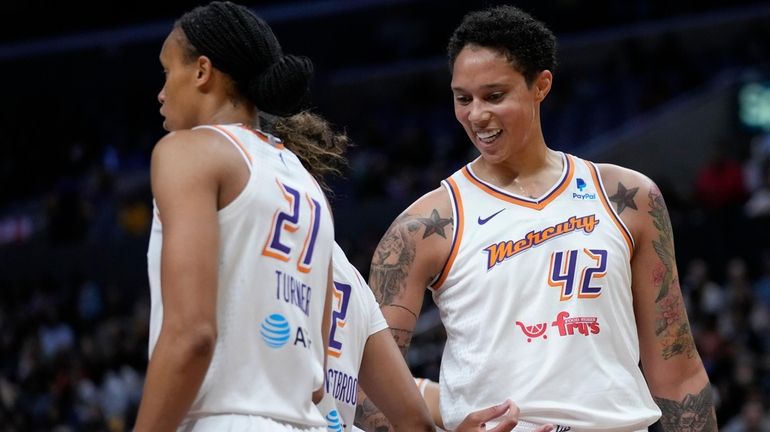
left=653, top=385, right=717, bottom=431
left=648, top=187, right=696, bottom=360
left=355, top=395, right=393, bottom=432
left=609, top=182, right=639, bottom=214
left=389, top=327, right=414, bottom=358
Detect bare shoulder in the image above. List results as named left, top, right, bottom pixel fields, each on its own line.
left=407, top=185, right=453, bottom=218
left=151, top=128, right=247, bottom=184
left=370, top=186, right=454, bottom=302
left=152, top=128, right=237, bottom=164
left=395, top=186, right=454, bottom=246
left=595, top=162, right=669, bottom=242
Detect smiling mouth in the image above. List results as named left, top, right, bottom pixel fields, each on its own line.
left=475, top=129, right=502, bottom=144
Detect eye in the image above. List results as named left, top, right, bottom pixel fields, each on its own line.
left=486, top=92, right=504, bottom=102
left=454, top=94, right=471, bottom=105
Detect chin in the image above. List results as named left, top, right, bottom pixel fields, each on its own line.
left=162, top=118, right=181, bottom=132
left=481, top=148, right=518, bottom=166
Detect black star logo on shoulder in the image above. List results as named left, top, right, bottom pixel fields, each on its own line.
left=608, top=182, right=639, bottom=214
left=417, top=209, right=452, bottom=239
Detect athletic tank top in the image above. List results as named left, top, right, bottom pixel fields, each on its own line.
left=317, top=243, right=388, bottom=432
left=147, top=124, right=334, bottom=427
left=432, top=153, right=661, bottom=431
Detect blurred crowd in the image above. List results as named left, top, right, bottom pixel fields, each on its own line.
left=2, top=1, right=770, bottom=430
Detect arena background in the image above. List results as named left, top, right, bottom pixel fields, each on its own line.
left=1, top=0, right=769, bottom=430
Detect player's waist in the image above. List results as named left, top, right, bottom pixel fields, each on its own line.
left=513, top=420, right=649, bottom=432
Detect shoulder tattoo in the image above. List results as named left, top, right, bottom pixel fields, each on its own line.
left=417, top=209, right=452, bottom=239
left=370, top=210, right=452, bottom=305
left=609, top=182, right=639, bottom=214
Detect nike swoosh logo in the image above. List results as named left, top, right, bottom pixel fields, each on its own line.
left=477, top=208, right=505, bottom=225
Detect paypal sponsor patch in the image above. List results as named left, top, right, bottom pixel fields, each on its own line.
left=572, top=178, right=597, bottom=200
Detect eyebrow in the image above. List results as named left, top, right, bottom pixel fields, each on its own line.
left=451, top=83, right=507, bottom=92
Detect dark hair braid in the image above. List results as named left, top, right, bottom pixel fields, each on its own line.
left=176, top=1, right=312, bottom=116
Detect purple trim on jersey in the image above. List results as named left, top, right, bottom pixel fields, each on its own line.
left=429, top=178, right=461, bottom=291
left=463, top=153, right=571, bottom=205
left=587, top=161, right=635, bottom=249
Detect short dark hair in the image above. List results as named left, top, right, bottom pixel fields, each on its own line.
left=176, top=1, right=312, bottom=116
left=447, top=5, right=557, bottom=86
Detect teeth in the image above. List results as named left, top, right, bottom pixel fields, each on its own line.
left=476, top=129, right=501, bottom=142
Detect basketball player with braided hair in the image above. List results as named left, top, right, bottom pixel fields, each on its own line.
left=363, top=5, right=717, bottom=432
left=132, top=2, right=424, bottom=431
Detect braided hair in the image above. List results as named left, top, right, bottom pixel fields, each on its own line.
left=176, top=1, right=348, bottom=191
left=177, top=1, right=311, bottom=116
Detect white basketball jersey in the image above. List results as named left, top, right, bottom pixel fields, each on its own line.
left=432, top=153, right=661, bottom=431
left=317, top=243, right=388, bottom=432
left=147, top=124, right=334, bottom=428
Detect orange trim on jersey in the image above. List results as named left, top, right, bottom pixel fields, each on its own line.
left=461, top=155, right=575, bottom=211
left=430, top=177, right=464, bottom=291
left=237, top=124, right=285, bottom=149
left=585, top=161, right=635, bottom=258
left=211, top=125, right=254, bottom=163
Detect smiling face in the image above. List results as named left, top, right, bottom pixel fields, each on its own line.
left=157, top=28, right=202, bottom=131
left=451, top=45, right=551, bottom=165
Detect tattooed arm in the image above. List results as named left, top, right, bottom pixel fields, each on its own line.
left=368, top=187, right=454, bottom=355
left=356, top=188, right=454, bottom=431
left=355, top=330, right=435, bottom=431
left=600, top=165, right=717, bottom=431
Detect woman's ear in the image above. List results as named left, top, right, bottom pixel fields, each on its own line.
left=535, top=70, right=553, bottom=102
left=195, top=55, right=213, bottom=86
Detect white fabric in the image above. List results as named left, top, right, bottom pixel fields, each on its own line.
left=317, top=243, right=388, bottom=431
left=148, top=124, right=334, bottom=427
left=178, top=414, right=326, bottom=432
left=433, top=153, right=660, bottom=431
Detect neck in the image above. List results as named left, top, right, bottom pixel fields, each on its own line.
left=209, top=103, right=259, bottom=129
left=478, top=140, right=556, bottom=180
left=198, top=93, right=259, bottom=129
left=471, top=137, right=564, bottom=199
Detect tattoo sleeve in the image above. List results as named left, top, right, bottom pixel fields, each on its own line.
left=369, top=214, right=420, bottom=305
left=370, top=210, right=452, bottom=305
left=353, top=327, right=415, bottom=431
left=653, top=385, right=717, bottom=431
left=648, top=187, right=696, bottom=360
left=389, top=328, right=414, bottom=358
left=355, top=394, right=393, bottom=432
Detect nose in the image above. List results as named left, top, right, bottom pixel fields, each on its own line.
left=157, top=88, right=165, bottom=105
left=467, top=100, right=490, bottom=124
